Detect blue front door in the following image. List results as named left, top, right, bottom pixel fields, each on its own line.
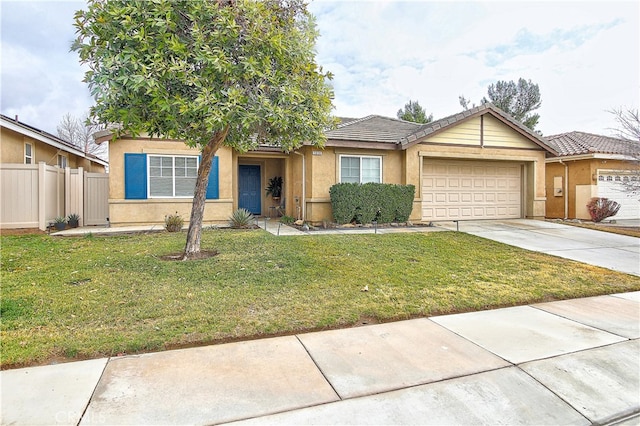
left=238, top=165, right=261, bottom=215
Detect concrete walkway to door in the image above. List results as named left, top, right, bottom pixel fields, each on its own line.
left=436, top=219, right=640, bottom=277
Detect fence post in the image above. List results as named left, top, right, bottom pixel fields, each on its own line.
left=38, top=162, right=46, bottom=231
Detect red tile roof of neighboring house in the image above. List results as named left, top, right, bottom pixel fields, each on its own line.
left=545, top=131, right=640, bottom=157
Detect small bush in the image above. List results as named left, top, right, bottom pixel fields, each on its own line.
left=280, top=215, right=295, bottom=224
left=164, top=213, right=184, bottom=232
left=587, top=197, right=621, bottom=223
left=229, top=208, right=255, bottom=228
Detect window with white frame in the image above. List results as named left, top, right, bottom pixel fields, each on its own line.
left=57, top=154, right=68, bottom=168
left=25, top=143, right=33, bottom=164
left=340, top=155, right=382, bottom=183
left=149, top=155, right=199, bottom=197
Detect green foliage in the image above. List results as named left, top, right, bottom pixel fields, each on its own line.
left=72, top=0, right=337, bottom=151
left=587, top=198, right=621, bottom=223
left=329, top=183, right=416, bottom=224
left=54, top=216, right=66, bottom=224
left=483, top=78, right=541, bottom=130
left=229, top=208, right=255, bottom=228
left=266, top=176, right=283, bottom=198
left=280, top=215, right=295, bottom=224
left=164, top=213, right=184, bottom=232
left=397, top=100, right=433, bottom=124
left=67, top=213, right=81, bottom=222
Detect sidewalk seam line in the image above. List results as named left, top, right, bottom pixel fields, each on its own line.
left=295, top=335, right=343, bottom=401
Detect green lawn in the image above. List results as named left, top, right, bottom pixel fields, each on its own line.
left=2, top=229, right=639, bottom=368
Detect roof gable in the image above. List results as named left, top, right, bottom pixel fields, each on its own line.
left=323, top=105, right=556, bottom=155
left=400, top=103, right=556, bottom=154
left=545, top=131, right=640, bottom=157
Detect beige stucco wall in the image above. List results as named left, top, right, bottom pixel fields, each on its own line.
left=302, top=146, right=405, bottom=224
left=545, top=157, right=633, bottom=219
left=1, top=127, right=106, bottom=172
left=108, top=137, right=234, bottom=226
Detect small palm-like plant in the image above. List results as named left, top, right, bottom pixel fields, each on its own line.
left=229, top=208, right=255, bottom=228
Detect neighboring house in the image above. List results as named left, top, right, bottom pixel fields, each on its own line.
left=0, top=114, right=108, bottom=172
left=1, top=114, right=109, bottom=229
left=545, top=131, right=640, bottom=220
left=98, top=103, right=556, bottom=227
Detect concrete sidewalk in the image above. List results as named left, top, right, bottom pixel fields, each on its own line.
left=2, top=292, right=638, bottom=425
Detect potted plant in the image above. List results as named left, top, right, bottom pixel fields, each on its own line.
left=266, top=176, right=283, bottom=201
left=54, top=216, right=67, bottom=231
left=67, top=213, right=80, bottom=228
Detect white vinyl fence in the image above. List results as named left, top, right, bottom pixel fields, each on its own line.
left=0, top=162, right=109, bottom=230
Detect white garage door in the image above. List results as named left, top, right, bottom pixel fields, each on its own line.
left=422, top=159, right=522, bottom=221
left=597, top=172, right=639, bottom=220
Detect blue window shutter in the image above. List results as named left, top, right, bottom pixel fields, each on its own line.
left=124, top=153, right=147, bottom=199
left=206, top=156, right=219, bottom=199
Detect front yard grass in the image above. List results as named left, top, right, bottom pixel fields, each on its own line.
left=2, top=229, right=639, bottom=369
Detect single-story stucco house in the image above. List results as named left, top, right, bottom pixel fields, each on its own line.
left=96, top=103, right=557, bottom=227
left=545, top=131, right=640, bottom=220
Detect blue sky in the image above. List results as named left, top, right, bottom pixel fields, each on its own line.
left=1, top=0, right=638, bottom=137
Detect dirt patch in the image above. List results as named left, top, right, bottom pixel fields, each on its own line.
left=1, top=228, right=47, bottom=236
left=159, top=250, right=220, bottom=261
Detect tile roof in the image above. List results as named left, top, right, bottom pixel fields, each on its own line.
left=326, top=115, right=421, bottom=143
left=326, top=104, right=554, bottom=154
left=400, top=103, right=546, bottom=148
left=545, top=131, right=640, bottom=156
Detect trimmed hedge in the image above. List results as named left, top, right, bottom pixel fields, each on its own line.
left=329, top=183, right=415, bottom=225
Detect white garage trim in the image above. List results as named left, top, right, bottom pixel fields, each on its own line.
left=596, top=170, right=640, bottom=220
left=422, top=159, right=523, bottom=221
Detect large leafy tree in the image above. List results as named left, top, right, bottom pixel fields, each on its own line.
left=397, top=100, right=432, bottom=124
left=73, top=0, right=336, bottom=259
left=482, top=78, right=541, bottom=130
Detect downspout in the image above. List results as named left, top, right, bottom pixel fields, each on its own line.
left=293, top=151, right=306, bottom=221
left=559, top=159, right=568, bottom=220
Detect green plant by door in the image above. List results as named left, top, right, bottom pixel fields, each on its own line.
left=266, top=176, right=283, bottom=200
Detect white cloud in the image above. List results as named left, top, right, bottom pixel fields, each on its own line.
left=310, top=0, right=639, bottom=136
left=1, top=0, right=637, bottom=138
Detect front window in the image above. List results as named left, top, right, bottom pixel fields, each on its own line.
left=340, top=155, right=382, bottom=183
left=25, top=143, right=33, bottom=164
left=149, top=155, right=199, bottom=197
left=57, top=154, right=68, bottom=168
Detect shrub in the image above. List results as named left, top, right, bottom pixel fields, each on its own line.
left=329, top=183, right=415, bottom=224
left=164, top=213, right=184, bottom=232
left=280, top=215, right=295, bottom=224
left=229, top=208, right=255, bottom=228
left=587, top=197, right=621, bottom=223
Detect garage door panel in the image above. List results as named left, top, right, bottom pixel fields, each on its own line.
left=597, top=172, right=640, bottom=220
left=422, top=159, right=522, bottom=221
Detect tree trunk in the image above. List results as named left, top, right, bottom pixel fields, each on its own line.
left=183, top=126, right=229, bottom=260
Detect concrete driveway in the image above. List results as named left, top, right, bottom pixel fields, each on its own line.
left=437, top=219, right=640, bottom=276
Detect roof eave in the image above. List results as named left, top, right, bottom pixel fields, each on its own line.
left=1, top=116, right=109, bottom=167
